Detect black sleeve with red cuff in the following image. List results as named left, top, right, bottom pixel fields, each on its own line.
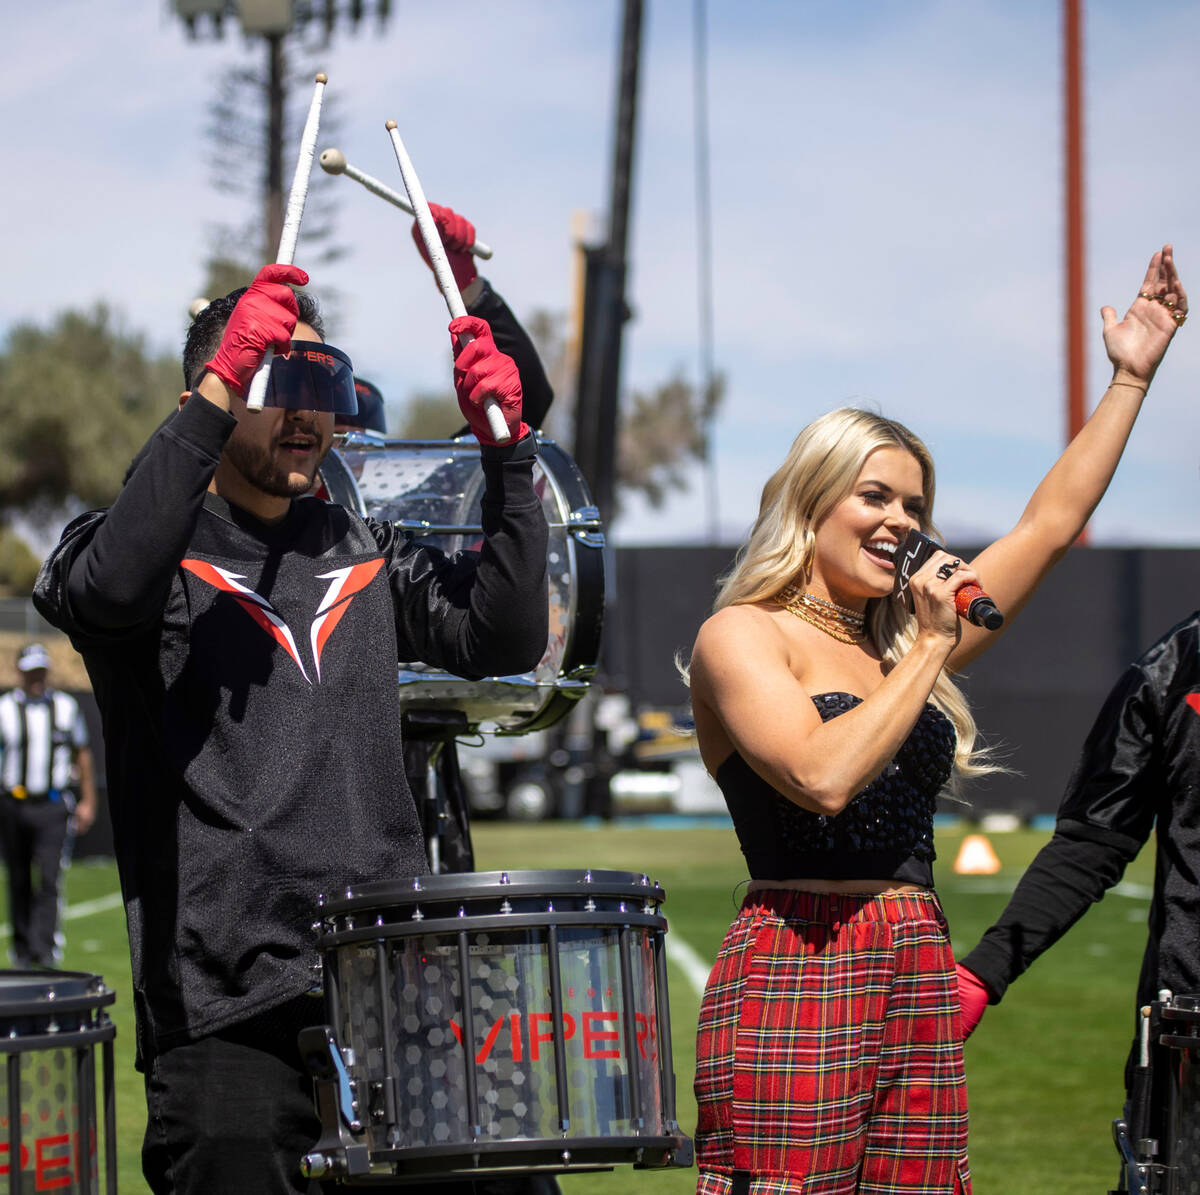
left=960, top=660, right=1161, bottom=1000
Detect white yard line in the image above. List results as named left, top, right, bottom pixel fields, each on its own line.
left=1112, top=881, right=1153, bottom=900
left=0, top=890, right=123, bottom=938
left=62, top=891, right=125, bottom=920
left=945, top=876, right=1152, bottom=901
left=667, top=932, right=712, bottom=996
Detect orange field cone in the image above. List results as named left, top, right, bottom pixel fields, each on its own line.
left=954, top=833, right=1002, bottom=875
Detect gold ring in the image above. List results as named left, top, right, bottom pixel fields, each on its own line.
left=1139, top=291, right=1154, bottom=300
left=1174, top=310, right=1188, bottom=326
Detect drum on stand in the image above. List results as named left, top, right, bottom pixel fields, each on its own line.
left=299, top=870, right=693, bottom=1184
left=320, top=434, right=604, bottom=735
left=1112, top=991, right=1200, bottom=1194
left=0, top=971, right=116, bottom=1194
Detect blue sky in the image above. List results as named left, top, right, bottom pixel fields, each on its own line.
left=7, top=2, right=1200, bottom=545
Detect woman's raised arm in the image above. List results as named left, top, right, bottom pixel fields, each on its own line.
left=950, top=245, right=1186, bottom=669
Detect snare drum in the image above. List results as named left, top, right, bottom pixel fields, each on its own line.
left=300, top=869, right=693, bottom=1184
left=1113, top=992, right=1200, bottom=1193
left=320, top=435, right=604, bottom=735
left=0, top=971, right=116, bottom=1195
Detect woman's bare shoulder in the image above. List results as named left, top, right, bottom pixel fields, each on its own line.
left=695, top=602, right=780, bottom=644
left=692, top=603, right=791, bottom=674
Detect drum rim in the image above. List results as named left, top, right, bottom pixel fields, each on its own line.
left=319, top=907, right=668, bottom=948
left=535, top=438, right=605, bottom=685
left=359, top=1133, right=689, bottom=1167
left=0, top=969, right=111, bottom=1002
left=320, top=867, right=664, bottom=911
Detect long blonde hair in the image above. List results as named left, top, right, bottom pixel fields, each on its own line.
left=714, top=407, right=993, bottom=786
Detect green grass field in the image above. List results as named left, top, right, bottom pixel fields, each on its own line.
left=17, top=821, right=1152, bottom=1192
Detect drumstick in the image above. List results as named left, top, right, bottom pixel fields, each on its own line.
left=246, top=72, right=328, bottom=412
left=318, top=148, right=493, bottom=260
left=385, top=120, right=511, bottom=445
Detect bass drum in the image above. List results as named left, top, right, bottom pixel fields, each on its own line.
left=320, top=433, right=604, bottom=735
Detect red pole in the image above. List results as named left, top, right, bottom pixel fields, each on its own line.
left=1064, top=0, right=1088, bottom=543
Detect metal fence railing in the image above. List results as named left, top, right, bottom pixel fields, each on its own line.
left=0, top=597, right=56, bottom=636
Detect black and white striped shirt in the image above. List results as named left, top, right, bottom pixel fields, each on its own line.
left=0, top=688, right=87, bottom=795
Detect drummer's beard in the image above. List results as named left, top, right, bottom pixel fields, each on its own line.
left=224, top=416, right=333, bottom=499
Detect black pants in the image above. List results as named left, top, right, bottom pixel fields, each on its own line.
left=142, top=996, right=561, bottom=1195
left=0, top=794, right=71, bottom=965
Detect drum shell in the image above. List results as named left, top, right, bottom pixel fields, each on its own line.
left=1156, top=994, right=1200, bottom=1183
left=0, top=971, right=116, bottom=1195
left=320, top=435, right=604, bottom=735
left=315, top=870, right=688, bottom=1177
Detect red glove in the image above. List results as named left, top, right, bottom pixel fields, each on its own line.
left=203, top=264, right=309, bottom=396
left=956, top=963, right=992, bottom=1040
left=450, top=315, right=527, bottom=446
left=412, top=203, right=478, bottom=294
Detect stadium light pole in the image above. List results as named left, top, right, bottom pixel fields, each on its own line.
left=573, top=0, right=644, bottom=529
left=1064, top=0, right=1088, bottom=544
left=171, top=1, right=391, bottom=256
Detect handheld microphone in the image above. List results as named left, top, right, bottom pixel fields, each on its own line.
left=953, top=584, right=1004, bottom=631
left=893, top=530, right=1004, bottom=631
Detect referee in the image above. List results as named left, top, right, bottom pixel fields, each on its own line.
left=0, top=642, right=96, bottom=967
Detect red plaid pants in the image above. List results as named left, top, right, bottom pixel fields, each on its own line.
left=694, top=889, right=969, bottom=1194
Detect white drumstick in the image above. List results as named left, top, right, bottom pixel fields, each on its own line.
left=318, top=148, right=493, bottom=260
left=385, top=120, right=510, bottom=445
left=246, top=72, right=328, bottom=412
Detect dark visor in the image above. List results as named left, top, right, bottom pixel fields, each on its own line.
left=263, top=341, right=358, bottom=415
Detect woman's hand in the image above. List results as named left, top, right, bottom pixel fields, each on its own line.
left=908, top=550, right=980, bottom=646
left=1102, top=244, right=1187, bottom=385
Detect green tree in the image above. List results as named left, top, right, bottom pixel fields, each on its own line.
left=618, top=371, right=725, bottom=509
left=197, top=46, right=345, bottom=312
left=0, top=527, right=41, bottom=595
left=394, top=391, right=461, bottom=440
left=0, top=306, right=178, bottom=538
left=520, top=308, right=725, bottom=513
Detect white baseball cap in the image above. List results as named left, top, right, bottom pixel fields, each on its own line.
left=16, top=644, right=51, bottom=673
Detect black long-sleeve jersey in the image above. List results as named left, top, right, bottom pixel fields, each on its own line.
left=33, top=393, right=548, bottom=1061
left=962, top=612, right=1200, bottom=1029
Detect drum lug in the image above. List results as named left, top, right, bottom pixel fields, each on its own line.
left=299, top=1144, right=370, bottom=1180
left=554, top=677, right=592, bottom=700
left=568, top=505, right=602, bottom=527
left=1112, top=1116, right=1174, bottom=1194
left=299, top=1024, right=365, bottom=1132
left=572, top=531, right=606, bottom=550
left=367, top=1077, right=399, bottom=1125
left=669, top=1133, right=696, bottom=1169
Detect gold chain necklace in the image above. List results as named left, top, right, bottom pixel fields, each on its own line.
left=777, top=584, right=866, bottom=645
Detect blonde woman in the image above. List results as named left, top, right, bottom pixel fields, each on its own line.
left=688, top=246, right=1186, bottom=1195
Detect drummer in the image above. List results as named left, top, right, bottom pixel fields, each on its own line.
left=31, top=259, right=549, bottom=1195
left=957, top=605, right=1200, bottom=1166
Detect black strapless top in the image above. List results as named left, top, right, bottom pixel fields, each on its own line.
left=714, top=692, right=956, bottom=886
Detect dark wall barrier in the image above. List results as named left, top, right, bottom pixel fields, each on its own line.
left=64, top=546, right=1200, bottom=840
left=608, top=546, right=1200, bottom=819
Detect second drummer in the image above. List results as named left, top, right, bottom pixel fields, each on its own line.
left=32, top=259, right=549, bottom=1194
